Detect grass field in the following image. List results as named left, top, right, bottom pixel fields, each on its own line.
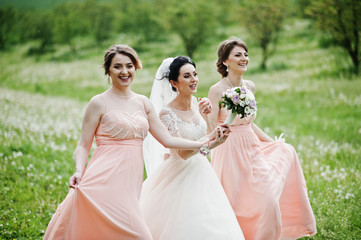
left=1, top=19, right=360, bottom=239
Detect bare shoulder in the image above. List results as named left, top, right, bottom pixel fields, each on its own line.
left=134, top=93, right=152, bottom=113
left=135, top=93, right=150, bottom=102
left=87, top=94, right=106, bottom=115
left=244, top=80, right=256, bottom=93
left=208, top=81, right=225, bottom=97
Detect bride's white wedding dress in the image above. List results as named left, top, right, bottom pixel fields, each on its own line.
left=140, top=97, right=244, bottom=240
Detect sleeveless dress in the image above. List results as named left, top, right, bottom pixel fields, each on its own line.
left=44, top=91, right=153, bottom=240
left=140, top=97, right=245, bottom=240
left=211, top=91, right=317, bottom=240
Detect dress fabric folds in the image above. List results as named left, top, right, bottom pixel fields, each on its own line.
left=44, top=92, right=152, bottom=240
left=140, top=100, right=245, bottom=240
left=211, top=108, right=317, bottom=240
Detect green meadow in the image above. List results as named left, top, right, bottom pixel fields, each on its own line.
left=1, top=18, right=360, bottom=239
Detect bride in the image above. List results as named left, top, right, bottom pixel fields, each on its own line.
left=140, top=56, right=244, bottom=240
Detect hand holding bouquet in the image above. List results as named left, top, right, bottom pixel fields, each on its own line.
left=218, top=86, right=257, bottom=125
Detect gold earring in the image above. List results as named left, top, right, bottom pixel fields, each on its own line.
left=107, top=75, right=110, bottom=84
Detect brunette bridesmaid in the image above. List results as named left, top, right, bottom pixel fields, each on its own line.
left=207, top=39, right=317, bottom=240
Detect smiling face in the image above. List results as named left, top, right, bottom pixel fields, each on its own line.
left=108, top=53, right=136, bottom=89
left=170, top=63, right=198, bottom=96
left=223, top=46, right=249, bottom=74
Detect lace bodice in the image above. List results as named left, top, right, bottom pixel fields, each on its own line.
left=161, top=109, right=206, bottom=141
left=95, top=92, right=149, bottom=144
left=160, top=97, right=206, bottom=142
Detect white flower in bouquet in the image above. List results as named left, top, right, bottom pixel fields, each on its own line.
left=218, top=86, right=257, bottom=125
left=244, top=106, right=250, bottom=114
left=225, top=89, right=234, bottom=99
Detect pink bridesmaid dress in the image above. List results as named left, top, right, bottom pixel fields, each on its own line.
left=44, top=91, right=152, bottom=240
left=211, top=99, right=317, bottom=240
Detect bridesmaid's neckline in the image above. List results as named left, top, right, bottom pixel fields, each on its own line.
left=225, top=77, right=245, bottom=88
left=106, top=89, right=135, bottom=98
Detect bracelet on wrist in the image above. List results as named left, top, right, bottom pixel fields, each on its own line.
left=199, top=146, right=210, bottom=156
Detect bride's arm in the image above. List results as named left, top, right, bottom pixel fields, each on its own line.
left=174, top=125, right=230, bottom=160
left=157, top=108, right=204, bottom=160
left=154, top=98, right=229, bottom=160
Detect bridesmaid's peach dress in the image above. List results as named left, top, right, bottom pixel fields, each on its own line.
left=211, top=96, right=317, bottom=240
left=44, top=91, right=152, bottom=240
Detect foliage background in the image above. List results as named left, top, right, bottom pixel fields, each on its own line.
left=0, top=0, right=360, bottom=239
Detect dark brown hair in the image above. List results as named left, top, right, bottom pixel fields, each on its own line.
left=103, top=44, right=142, bottom=75
left=216, top=39, right=248, bottom=77
left=168, top=56, right=196, bottom=92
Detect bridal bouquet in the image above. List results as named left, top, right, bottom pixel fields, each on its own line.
left=218, top=86, right=257, bottom=125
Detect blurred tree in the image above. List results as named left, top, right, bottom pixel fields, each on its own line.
left=0, top=7, right=55, bottom=52
left=238, top=0, right=289, bottom=70
left=214, top=0, right=238, bottom=25
left=306, top=0, right=361, bottom=74
left=14, top=10, right=36, bottom=44
left=0, top=6, right=17, bottom=50
left=52, top=2, right=88, bottom=52
left=296, top=0, right=312, bottom=17
left=30, top=11, right=54, bottom=53
left=118, top=0, right=165, bottom=42
left=166, top=0, right=220, bottom=58
left=82, top=0, right=115, bottom=44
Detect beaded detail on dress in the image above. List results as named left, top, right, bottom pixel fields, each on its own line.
left=93, top=91, right=149, bottom=142
left=101, top=111, right=148, bottom=140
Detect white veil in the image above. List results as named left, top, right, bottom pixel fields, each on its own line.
left=143, top=58, right=177, bottom=177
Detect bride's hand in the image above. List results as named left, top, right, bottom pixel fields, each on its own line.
left=208, top=124, right=231, bottom=149
left=198, top=97, right=212, bottom=115
left=215, top=124, right=231, bottom=143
